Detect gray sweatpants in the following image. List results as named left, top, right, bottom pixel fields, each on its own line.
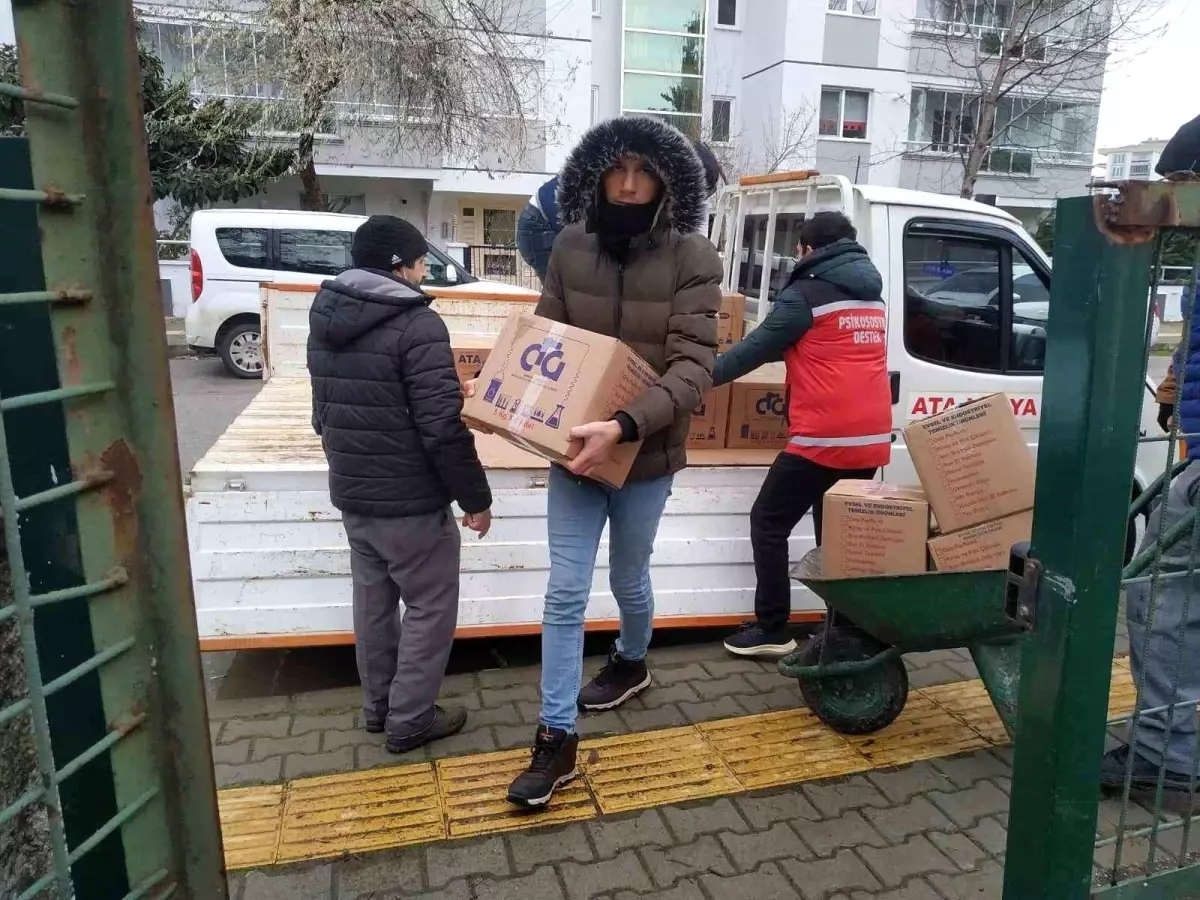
left=1128, top=460, right=1200, bottom=773
left=343, top=508, right=462, bottom=739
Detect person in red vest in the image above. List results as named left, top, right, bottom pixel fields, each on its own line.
left=713, top=211, right=892, bottom=658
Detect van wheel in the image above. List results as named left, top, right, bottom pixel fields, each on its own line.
left=219, top=322, right=263, bottom=379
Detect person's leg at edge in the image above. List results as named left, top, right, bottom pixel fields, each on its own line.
left=372, top=509, right=466, bottom=752
left=343, top=512, right=400, bottom=732
left=578, top=474, right=673, bottom=710
left=725, top=453, right=838, bottom=658
left=509, top=465, right=608, bottom=807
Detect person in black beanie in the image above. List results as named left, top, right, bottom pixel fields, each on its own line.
left=307, top=214, right=493, bottom=754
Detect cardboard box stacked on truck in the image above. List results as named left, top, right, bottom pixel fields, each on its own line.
left=726, top=362, right=790, bottom=450
left=687, top=292, right=748, bottom=450
left=462, top=312, right=658, bottom=488
left=908, top=393, right=1035, bottom=573
left=819, top=393, right=1035, bottom=578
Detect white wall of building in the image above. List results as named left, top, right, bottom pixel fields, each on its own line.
left=0, top=0, right=13, bottom=45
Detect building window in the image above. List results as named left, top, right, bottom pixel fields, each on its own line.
left=591, top=85, right=600, bottom=125
left=1130, top=154, right=1153, bottom=178
left=828, top=0, right=878, bottom=13
left=819, top=88, right=870, bottom=140
left=717, top=0, right=738, bottom=27
left=907, top=88, right=1095, bottom=168
left=1109, top=152, right=1127, bottom=179
left=483, top=209, right=518, bottom=246
left=622, top=0, right=706, bottom=140
left=711, top=97, right=733, bottom=143
left=593, top=0, right=602, bottom=14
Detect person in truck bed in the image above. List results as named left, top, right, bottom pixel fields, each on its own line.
left=307, top=215, right=493, bottom=755
left=712, top=211, right=893, bottom=659
left=498, top=116, right=723, bottom=809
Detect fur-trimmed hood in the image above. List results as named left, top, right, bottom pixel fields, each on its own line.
left=556, top=116, right=708, bottom=235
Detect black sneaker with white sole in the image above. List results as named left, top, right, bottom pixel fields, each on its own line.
left=507, top=726, right=579, bottom=807
left=578, top=647, right=652, bottom=710
left=723, top=622, right=798, bottom=658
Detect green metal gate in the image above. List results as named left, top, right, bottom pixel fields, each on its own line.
left=0, top=4, right=224, bottom=899
left=1004, top=182, right=1200, bottom=898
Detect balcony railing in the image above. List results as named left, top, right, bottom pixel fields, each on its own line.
left=911, top=17, right=1106, bottom=55
left=901, top=140, right=1091, bottom=175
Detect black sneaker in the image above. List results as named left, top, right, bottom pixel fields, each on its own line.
left=385, top=705, right=467, bottom=754
left=364, top=719, right=385, bottom=735
left=1099, top=744, right=1194, bottom=793
left=723, top=622, right=798, bottom=658
left=507, top=726, right=580, bottom=807
left=578, top=647, right=652, bottom=711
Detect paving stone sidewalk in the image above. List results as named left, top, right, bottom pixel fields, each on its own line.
left=224, top=744, right=1182, bottom=900
left=207, top=643, right=993, bottom=789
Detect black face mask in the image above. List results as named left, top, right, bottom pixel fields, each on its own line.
left=593, top=195, right=660, bottom=262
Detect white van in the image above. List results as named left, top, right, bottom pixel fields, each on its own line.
left=184, top=209, right=536, bottom=378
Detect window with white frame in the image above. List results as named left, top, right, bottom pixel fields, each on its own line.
left=591, top=85, right=600, bottom=125
left=1130, top=154, right=1153, bottom=178
left=711, top=97, right=733, bottom=143
left=717, top=0, right=738, bottom=26
left=828, top=0, right=878, bottom=13
left=1108, top=152, right=1127, bottom=179
left=819, top=88, right=870, bottom=140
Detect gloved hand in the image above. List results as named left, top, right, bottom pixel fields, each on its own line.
left=1158, top=403, right=1174, bottom=433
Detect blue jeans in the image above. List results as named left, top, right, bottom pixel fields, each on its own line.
left=540, top=465, right=673, bottom=731
left=516, top=204, right=558, bottom=283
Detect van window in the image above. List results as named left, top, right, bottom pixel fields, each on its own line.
left=736, top=213, right=806, bottom=300
left=215, top=228, right=270, bottom=269
left=278, top=229, right=354, bottom=277
left=903, top=225, right=1051, bottom=373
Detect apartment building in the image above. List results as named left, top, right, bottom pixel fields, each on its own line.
left=1100, top=139, right=1168, bottom=182
left=2, top=0, right=1108, bottom=237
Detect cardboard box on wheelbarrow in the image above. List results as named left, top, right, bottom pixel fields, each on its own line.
left=462, top=312, right=658, bottom=489
left=821, top=481, right=930, bottom=579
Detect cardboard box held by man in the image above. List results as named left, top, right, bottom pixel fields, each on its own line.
left=462, top=313, right=658, bottom=488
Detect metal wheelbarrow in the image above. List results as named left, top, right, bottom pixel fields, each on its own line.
left=778, top=549, right=1024, bottom=737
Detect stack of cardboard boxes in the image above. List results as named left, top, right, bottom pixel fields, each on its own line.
left=687, top=293, right=791, bottom=452
left=821, top=393, right=1035, bottom=578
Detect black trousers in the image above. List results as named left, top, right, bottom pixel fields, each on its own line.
left=751, top=452, right=878, bottom=632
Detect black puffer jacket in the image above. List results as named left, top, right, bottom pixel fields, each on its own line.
left=307, top=268, right=491, bottom=517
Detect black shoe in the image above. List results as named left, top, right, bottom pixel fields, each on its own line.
left=507, top=726, right=579, bottom=808
left=1099, top=745, right=1194, bottom=793
left=723, top=622, right=798, bottom=658
left=578, top=647, right=652, bottom=711
left=385, top=705, right=467, bottom=753
left=364, top=720, right=385, bottom=734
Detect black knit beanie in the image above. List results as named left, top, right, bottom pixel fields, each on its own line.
left=351, top=215, right=428, bottom=271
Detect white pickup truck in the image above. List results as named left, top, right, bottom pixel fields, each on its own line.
left=184, top=173, right=1168, bottom=650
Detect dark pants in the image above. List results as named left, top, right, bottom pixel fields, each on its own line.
left=751, top=452, right=877, bottom=632
left=516, top=204, right=558, bottom=283
left=343, top=508, right=462, bottom=739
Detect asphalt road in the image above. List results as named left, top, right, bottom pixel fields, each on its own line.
left=170, top=357, right=262, bottom=477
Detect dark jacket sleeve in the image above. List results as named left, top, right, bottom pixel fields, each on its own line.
left=398, top=311, right=492, bottom=515
left=621, top=233, right=722, bottom=438
left=534, top=239, right=568, bottom=324
left=713, top=280, right=814, bottom=386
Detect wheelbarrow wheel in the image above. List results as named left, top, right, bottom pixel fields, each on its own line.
left=796, top=627, right=908, bottom=735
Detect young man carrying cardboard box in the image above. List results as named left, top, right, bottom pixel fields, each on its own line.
left=710, top=212, right=893, bottom=658
left=469, top=116, right=722, bottom=808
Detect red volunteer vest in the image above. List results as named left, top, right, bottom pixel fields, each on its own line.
left=782, top=295, right=892, bottom=469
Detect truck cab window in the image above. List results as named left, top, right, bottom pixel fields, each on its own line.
left=903, top=225, right=1051, bottom=374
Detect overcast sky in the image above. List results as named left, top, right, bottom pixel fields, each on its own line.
left=1096, top=0, right=1198, bottom=150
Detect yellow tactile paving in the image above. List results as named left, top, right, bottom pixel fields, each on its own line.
left=699, top=709, right=872, bottom=789
left=218, top=784, right=285, bottom=869
left=846, top=693, right=991, bottom=766
left=919, top=680, right=1010, bottom=745
left=437, top=748, right=599, bottom=838
left=276, top=764, right=443, bottom=863
left=581, top=726, right=741, bottom=813
left=218, top=657, right=1141, bottom=869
